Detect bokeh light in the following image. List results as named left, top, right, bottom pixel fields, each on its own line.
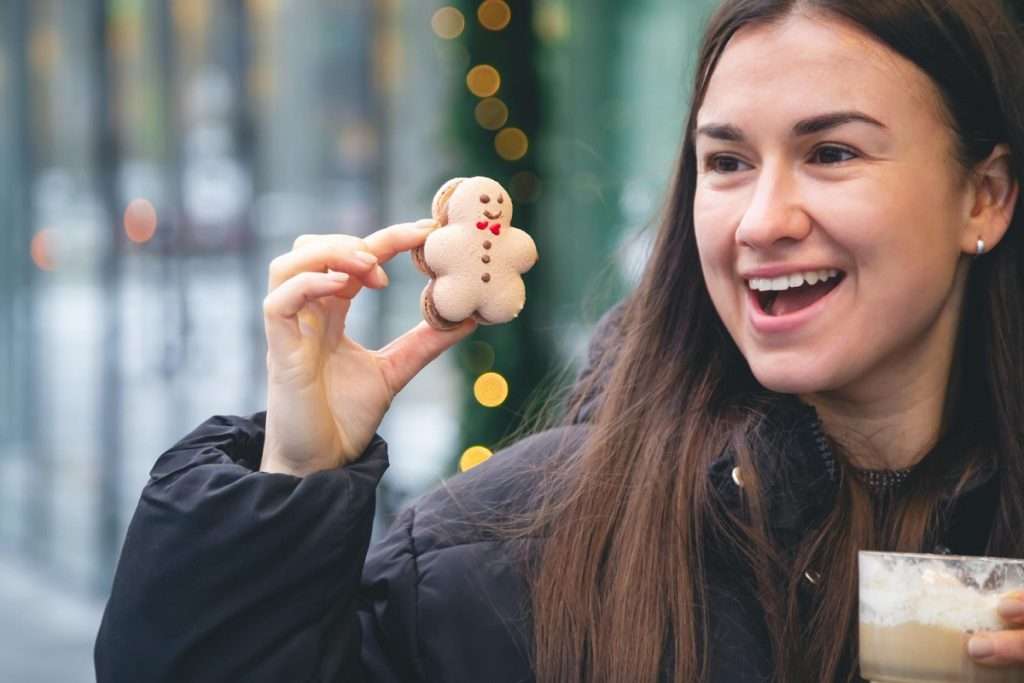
left=459, top=445, right=494, bottom=472
left=124, top=198, right=158, bottom=244
left=463, top=340, right=496, bottom=374
left=30, top=229, right=57, bottom=272
left=29, top=27, right=61, bottom=75
left=510, top=171, right=542, bottom=203
left=534, top=1, right=571, bottom=43
left=477, top=0, right=512, bottom=31
left=375, top=27, right=403, bottom=94
left=474, top=371, right=509, bottom=407
left=337, top=121, right=378, bottom=166
left=474, top=97, right=509, bottom=130
left=172, top=0, right=210, bottom=35
left=245, top=0, right=280, bottom=21
left=431, top=6, right=465, bottom=40
left=466, top=64, right=501, bottom=97
left=248, top=64, right=274, bottom=101
left=495, top=127, right=529, bottom=161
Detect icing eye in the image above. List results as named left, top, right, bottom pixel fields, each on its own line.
left=497, top=195, right=504, bottom=204
left=480, top=194, right=490, bottom=203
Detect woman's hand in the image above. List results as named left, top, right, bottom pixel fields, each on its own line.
left=967, top=592, right=1024, bottom=666
left=260, top=219, right=477, bottom=476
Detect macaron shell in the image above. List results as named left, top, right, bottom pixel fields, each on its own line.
left=420, top=281, right=462, bottom=331
left=431, top=178, right=465, bottom=224
left=410, top=245, right=434, bottom=277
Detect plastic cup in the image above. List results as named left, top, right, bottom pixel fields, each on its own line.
left=859, top=550, right=1024, bottom=682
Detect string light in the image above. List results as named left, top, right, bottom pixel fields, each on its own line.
left=431, top=6, right=465, bottom=40
left=464, top=341, right=496, bottom=374
left=474, top=371, right=509, bottom=407
left=466, top=64, right=501, bottom=97
left=495, top=127, right=528, bottom=161
left=534, top=1, right=570, bottom=43
left=477, top=0, right=511, bottom=31
left=459, top=445, right=494, bottom=472
left=474, top=97, right=509, bottom=130
left=510, top=171, right=542, bottom=203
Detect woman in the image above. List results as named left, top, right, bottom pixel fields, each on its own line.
left=96, top=0, right=1024, bottom=681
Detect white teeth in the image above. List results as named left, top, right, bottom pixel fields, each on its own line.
left=747, top=269, right=842, bottom=292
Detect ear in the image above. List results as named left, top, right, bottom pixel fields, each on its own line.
left=961, top=143, right=1018, bottom=255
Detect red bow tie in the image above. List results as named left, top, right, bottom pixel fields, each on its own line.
left=476, top=221, right=501, bottom=235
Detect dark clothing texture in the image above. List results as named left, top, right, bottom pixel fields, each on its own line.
left=95, top=303, right=1001, bottom=682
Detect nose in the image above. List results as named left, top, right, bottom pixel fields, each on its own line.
left=733, top=164, right=812, bottom=249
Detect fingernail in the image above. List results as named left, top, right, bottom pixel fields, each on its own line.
left=375, top=266, right=389, bottom=285
left=326, top=271, right=349, bottom=282
left=969, top=636, right=994, bottom=659
left=999, top=596, right=1024, bottom=619
left=354, top=250, right=378, bottom=265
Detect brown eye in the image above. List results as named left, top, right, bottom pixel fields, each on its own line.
left=497, top=195, right=504, bottom=204
left=480, top=194, right=490, bottom=203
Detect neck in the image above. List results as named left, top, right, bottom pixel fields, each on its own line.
left=803, top=387, right=948, bottom=470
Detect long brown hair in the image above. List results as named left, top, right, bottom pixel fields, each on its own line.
left=516, top=1, right=1024, bottom=681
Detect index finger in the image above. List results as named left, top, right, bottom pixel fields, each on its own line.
left=363, top=219, right=438, bottom=263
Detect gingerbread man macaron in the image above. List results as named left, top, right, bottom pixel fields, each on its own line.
left=411, top=176, right=538, bottom=330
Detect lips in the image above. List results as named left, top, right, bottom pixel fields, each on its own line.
left=747, top=273, right=846, bottom=334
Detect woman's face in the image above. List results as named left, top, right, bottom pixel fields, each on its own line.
left=694, top=12, right=976, bottom=402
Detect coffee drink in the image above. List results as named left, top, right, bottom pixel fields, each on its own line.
left=859, top=551, right=1024, bottom=683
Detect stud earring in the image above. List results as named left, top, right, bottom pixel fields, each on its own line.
left=976, top=237, right=986, bottom=255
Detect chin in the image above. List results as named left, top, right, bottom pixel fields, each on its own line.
left=746, top=354, right=842, bottom=395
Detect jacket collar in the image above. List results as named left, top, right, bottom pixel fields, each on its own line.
left=707, top=392, right=1001, bottom=554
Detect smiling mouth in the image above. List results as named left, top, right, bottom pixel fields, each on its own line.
left=483, top=210, right=502, bottom=220
left=752, top=271, right=845, bottom=316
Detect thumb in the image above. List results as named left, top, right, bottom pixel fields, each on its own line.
left=377, top=318, right=478, bottom=394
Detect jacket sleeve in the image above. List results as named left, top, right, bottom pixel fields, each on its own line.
left=94, top=411, right=414, bottom=683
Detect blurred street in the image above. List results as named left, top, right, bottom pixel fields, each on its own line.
left=0, top=0, right=701, bottom=679
left=0, top=553, right=101, bottom=683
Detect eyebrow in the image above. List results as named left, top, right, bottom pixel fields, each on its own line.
left=696, top=110, right=887, bottom=142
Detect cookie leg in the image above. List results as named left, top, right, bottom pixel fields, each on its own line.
left=475, top=276, right=526, bottom=324
left=429, top=275, right=480, bottom=324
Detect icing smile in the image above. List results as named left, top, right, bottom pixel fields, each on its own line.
left=483, top=210, right=503, bottom=220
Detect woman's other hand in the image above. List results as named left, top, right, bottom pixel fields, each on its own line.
left=967, top=592, right=1024, bottom=666
left=260, top=219, right=477, bottom=476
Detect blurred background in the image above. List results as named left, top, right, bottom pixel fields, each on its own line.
left=0, top=0, right=716, bottom=679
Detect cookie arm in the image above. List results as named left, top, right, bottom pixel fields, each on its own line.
left=505, top=227, right=539, bottom=273
left=421, top=226, right=462, bottom=275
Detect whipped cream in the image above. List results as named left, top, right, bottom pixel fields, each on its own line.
left=859, top=553, right=1024, bottom=630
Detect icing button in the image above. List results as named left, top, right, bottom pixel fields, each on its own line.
left=483, top=240, right=492, bottom=249
left=481, top=273, right=491, bottom=283
left=482, top=255, right=491, bottom=263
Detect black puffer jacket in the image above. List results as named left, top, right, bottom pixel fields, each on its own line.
left=94, top=303, right=1000, bottom=682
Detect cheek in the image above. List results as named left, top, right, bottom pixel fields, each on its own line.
left=693, top=197, right=736, bottom=270
left=693, top=219, right=743, bottom=332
